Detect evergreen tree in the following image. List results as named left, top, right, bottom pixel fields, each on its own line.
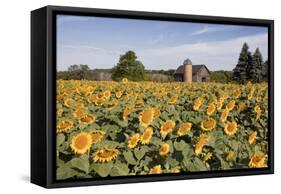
left=250, top=48, right=263, bottom=82
left=262, top=60, right=268, bottom=81
left=233, top=43, right=250, bottom=83
left=111, top=50, right=146, bottom=81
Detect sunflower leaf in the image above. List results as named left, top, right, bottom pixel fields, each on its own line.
left=123, top=150, right=137, bottom=165
left=68, top=155, right=89, bottom=174
left=110, top=163, right=129, bottom=176
left=90, top=162, right=113, bottom=177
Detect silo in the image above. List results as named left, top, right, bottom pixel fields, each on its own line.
left=183, top=59, right=192, bottom=82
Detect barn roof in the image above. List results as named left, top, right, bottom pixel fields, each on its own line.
left=174, top=65, right=210, bottom=75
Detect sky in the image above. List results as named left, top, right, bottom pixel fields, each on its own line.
left=57, top=15, right=268, bottom=71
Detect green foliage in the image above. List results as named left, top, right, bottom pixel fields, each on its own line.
left=233, top=43, right=251, bottom=83
left=210, top=71, right=233, bottom=83
left=233, top=43, right=268, bottom=83
left=111, top=50, right=146, bottom=81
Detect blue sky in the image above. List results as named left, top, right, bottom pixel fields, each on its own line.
left=57, top=15, right=268, bottom=71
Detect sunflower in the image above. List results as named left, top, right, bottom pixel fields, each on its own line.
left=70, top=132, right=92, bottom=154
left=203, top=152, right=213, bottom=162
left=216, top=99, right=223, bottom=111
left=160, top=120, right=176, bottom=137
left=115, top=90, right=122, bottom=99
left=135, top=100, right=144, bottom=108
left=226, top=150, right=235, bottom=161
left=201, top=118, right=216, bottom=131
left=57, top=108, right=63, bottom=117
left=128, top=133, right=140, bottom=148
left=206, top=103, right=216, bottom=115
left=224, top=121, right=238, bottom=136
left=103, top=90, right=111, bottom=99
left=193, top=97, right=204, bottom=111
left=168, top=95, right=178, bottom=105
left=159, top=143, right=170, bottom=156
left=233, top=89, right=241, bottom=98
left=107, top=100, right=118, bottom=109
left=139, top=108, right=155, bottom=128
left=154, top=107, right=161, bottom=118
left=122, top=78, right=128, bottom=84
left=140, top=127, right=153, bottom=144
left=79, top=114, right=96, bottom=125
left=226, top=100, right=236, bottom=111
left=56, top=119, right=73, bottom=133
left=91, top=130, right=105, bottom=144
left=238, top=102, right=246, bottom=113
left=123, top=106, right=133, bottom=120
left=248, top=131, right=257, bottom=145
left=94, top=96, right=105, bottom=106
left=149, top=165, right=162, bottom=174
left=220, top=108, right=229, bottom=122
left=195, top=135, right=209, bottom=155
left=170, top=166, right=181, bottom=173
left=93, top=148, right=119, bottom=163
left=254, top=105, right=262, bottom=120
left=248, top=153, right=267, bottom=168
left=72, top=108, right=84, bottom=118
left=64, top=98, right=75, bottom=108
left=177, top=122, right=192, bottom=136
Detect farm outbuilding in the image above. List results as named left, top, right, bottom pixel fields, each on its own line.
left=174, top=59, right=211, bottom=82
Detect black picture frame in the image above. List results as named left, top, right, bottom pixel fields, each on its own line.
left=31, top=5, right=274, bottom=188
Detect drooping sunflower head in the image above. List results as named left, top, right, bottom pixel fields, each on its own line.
left=226, top=100, right=236, bottom=111
left=216, top=99, right=224, bottom=110
left=254, top=105, right=262, bottom=120
left=139, top=108, right=155, bottom=128
left=224, top=121, right=238, bottom=136
left=140, top=127, right=153, bottom=145
left=248, top=153, right=267, bottom=168
left=203, top=152, right=213, bottom=162
left=56, top=119, right=73, bottom=133
left=195, top=135, right=209, bottom=155
left=79, top=114, right=96, bottom=125
left=248, top=131, right=257, bottom=145
left=93, top=148, right=119, bottom=163
left=201, top=118, right=216, bottom=131
left=226, top=150, right=235, bottom=161
left=70, top=132, right=92, bottom=154
left=238, top=102, right=246, bottom=113
left=177, top=122, right=192, bottom=136
left=160, top=120, right=176, bottom=137
left=122, top=106, right=133, bottom=120
left=206, top=103, right=216, bottom=115
left=159, top=143, right=170, bottom=156
left=220, top=108, right=229, bottom=122
left=91, top=130, right=105, bottom=144
left=128, top=133, right=140, bottom=148
left=106, top=100, right=118, bottom=109
left=149, top=165, right=162, bottom=174
left=193, top=97, right=204, bottom=111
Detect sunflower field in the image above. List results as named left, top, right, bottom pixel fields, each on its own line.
left=56, top=78, right=268, bottom=180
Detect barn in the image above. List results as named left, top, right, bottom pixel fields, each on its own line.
left=174, top=59, right=211, bottom=82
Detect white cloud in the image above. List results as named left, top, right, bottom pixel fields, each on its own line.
left=191, top=26, right=219, bottom=35
left=136, top=33, right=268, bottom=70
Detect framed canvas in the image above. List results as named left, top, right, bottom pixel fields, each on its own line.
left=31, top=5, right=274, bottom=188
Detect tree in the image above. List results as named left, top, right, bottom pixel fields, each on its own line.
left=249, top=48, right=264, bottom=82
left=232, top=42, right=251, bottom=83
left=262, top=60, right=268, bottom=81
left=111, top=50, right=146, bottom=81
